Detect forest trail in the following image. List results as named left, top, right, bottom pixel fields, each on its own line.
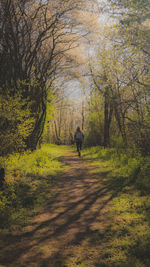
left=0, top=149, right=113, bottom=267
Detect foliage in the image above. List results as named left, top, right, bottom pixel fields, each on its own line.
left=0, top=145, right=67, bottom=230
left=0, top=92, right=34, bottom=156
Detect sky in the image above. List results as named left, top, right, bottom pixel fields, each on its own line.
left=64, top=11, right=115, bottom=101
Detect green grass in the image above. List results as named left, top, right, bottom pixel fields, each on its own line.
left=0, top=144, right=69, bottom=231
left=82, top=146, right=150, bottom=267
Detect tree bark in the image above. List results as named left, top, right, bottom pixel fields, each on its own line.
left=104, top=92, right=113, bottom=147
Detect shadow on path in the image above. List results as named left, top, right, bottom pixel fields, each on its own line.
left=0, top=151, right=118, bottom=267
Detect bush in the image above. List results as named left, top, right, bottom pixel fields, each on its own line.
left=0, top=92, right=34, bottom=156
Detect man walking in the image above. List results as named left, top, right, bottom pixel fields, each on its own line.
left=74, top=126, right=84, bottom=156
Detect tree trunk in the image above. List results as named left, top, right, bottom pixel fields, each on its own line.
left=26, top=97, right=46, bottom=150
left=82, top=98, right=85, bottom=131
left=114, top=104, right=127, bottom=147
left=104, top=93, right=110, bottom=147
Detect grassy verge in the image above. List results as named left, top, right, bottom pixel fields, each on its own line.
left=0, top=144, right=69, bottom=232
left=82, top=146, right=150, bottom=267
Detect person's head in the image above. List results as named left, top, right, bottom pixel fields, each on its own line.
left=77, top=126, right=80, bottom=131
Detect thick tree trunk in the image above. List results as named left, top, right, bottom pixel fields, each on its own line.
left=104, top=93, right=113, bottom=147
left=82, top=98, right=85, bottom=131
left=114, top=104, right=127, bottom=147
left=0, top=168, right=5, bottom=188
left=26, top=97, right=46, bottom=150
left=104, top=97, right=109, bottom=147
left=54, top=121, right=61, bottom=145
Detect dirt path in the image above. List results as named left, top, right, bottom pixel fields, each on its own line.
left=0, top=150, right=113, bottom=267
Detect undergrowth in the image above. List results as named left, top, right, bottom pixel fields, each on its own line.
left=82, top=146, right=150, bottom=267
left=0, top=144, right=67, bottom=231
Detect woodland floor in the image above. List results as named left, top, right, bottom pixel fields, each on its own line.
left=0, top=149, right=138, bottom=267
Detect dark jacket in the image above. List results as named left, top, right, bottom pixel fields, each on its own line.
left=74, top=130, right=84, bottom=142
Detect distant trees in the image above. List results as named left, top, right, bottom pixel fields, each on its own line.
left=43, top=96, right=85, bottom=145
